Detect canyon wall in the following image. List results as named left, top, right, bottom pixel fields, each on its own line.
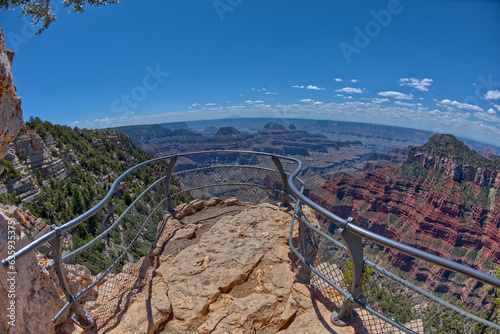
left=0, top=28, right=23, bottom=169
left=311, top=135, right=500, bottom=308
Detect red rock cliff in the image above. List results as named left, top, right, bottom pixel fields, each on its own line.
left=311, top=135, right=500, bottom=308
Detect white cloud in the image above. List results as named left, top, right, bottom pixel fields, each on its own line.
left=370, top=98, right=390, bottom=103
left=441, top=105, right=456, bottom=112
left=334, top=78, right=343, bottom=82
left=335, top=94, right=344, bottom=97
left=347, top=96, right=353, bottom=99
left=487, top=108, right=496, bottom=114
left=378, top=91, right=414, bottom=100
left=72, top=121, right=80, bottom=125
left=495, top=104, right=500, bottom=112
left=350, top=79, right=358, bottom=83
left=474, top=112, right=500, bottom=123
left=394, top=101, right=422, bottom=107
left=313, top=101, right=323, bottom=105
left=254, top=100, right=264, bottom=103
left=292, top=85, right=305, bottom=89
left=265, top=92, right=278, bottom=95
left=299, top=98, right=314, bottom=102
left=398, top=78, right=433, bottom=92
left=307, top=85, right=326, bottom=90
left=245, top=100, right=254, bottom=104
left=335, top=87, right=364, bottom=94
left=485, top=90, right=500, bottom=100
left=206, top=103, right=216, bottom=106
left=192, top=103, right=200, bottom=107
left=82, top=100, right=500, bottom=147
left=439, top=99, right=483, bottom=112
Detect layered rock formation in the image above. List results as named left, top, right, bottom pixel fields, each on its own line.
left=117, top=121, right=364, bottom=156
left=406, top=134, right=500, bottom=189
left=311, top=135, right=500, bottom=308
left=116, top=122, right=371, bottom=181
left=0, top=28, right=23, bottom=170
left=0, top=132, right=72, bottom=202
left=363, top=147, right=409, bottom=172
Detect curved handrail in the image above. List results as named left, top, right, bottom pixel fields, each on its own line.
left=290, top=199, right=500, bottom=332
left=1, top=150, right=301, bottom=268
left=2, top=149, right=500, bottom=332
left=286, top=161, right=500, bottom=289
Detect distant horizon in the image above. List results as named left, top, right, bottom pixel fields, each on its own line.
left=106, top=116, right=500, bottom=151
left=1, top=1, right=499, bottom=147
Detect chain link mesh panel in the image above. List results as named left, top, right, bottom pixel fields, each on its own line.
left=174, top=165, right=286, bottom=204
left=300, top=208, right=500, bottom=333
left=25, top=153, right=299, bottom=329
left=299, top=214, right=350, bottom=307
left=59, top=170, right=170, bottom=327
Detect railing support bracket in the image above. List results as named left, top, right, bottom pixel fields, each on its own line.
left=331, top=217, right=363, bottom=326
left=49, top=225, right=93, bottom=328
left=271, top=155, right=289, bottom=207
left=331, top=297, right=359, bottom=327
left=165, top=156, right=178, bottom=213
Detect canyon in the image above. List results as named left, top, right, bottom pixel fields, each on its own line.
left=311, top=134, right=500, bottom=309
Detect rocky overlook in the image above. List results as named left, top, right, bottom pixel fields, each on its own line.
left=0, top=28, right=23, bottom=169
left=311, top=135, right=500, bottom=309
left=0, top=198, right=375, bottom=334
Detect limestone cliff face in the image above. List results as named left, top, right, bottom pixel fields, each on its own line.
left=0, top=133, right=72, bottom=201
left=0, top=208, right=74, bottom=334
left=406, top=134, right=500, bottom=189
left=311, top=152, right=500, bottom=308
left=406, top=151, right=500, bottom=189
left=0, top=28, right=23, bottom=168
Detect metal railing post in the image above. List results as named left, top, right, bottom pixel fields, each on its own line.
left=48, top=225, right=93, bottom=328
left=271, top=155, right=289, bottom=206
left=331, top=217, right=363, bottom=327
left=165, top=156, right=178, bottom=212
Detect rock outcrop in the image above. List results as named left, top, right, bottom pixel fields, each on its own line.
left=311, top=137, right=500, bottom=309
left=0, top=132, right=71, bottom=201
left=82, top=199, right=364, bottom=334
left=0, top=208, right=74, bottom=334
left=0, top=28, right=23, bottom=170
left=13, top=132, right=68, bottom=179
left=406, top=134, right=500, bottom=189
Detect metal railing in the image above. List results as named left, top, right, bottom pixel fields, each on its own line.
left=2, top=150, right=500, bottom=333
left=286, top=161, right=500, bottom=333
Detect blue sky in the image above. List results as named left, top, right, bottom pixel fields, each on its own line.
left=1, top=0, right=500, bottom=145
